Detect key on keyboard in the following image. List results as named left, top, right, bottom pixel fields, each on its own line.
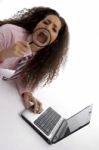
left=34, top=107, right=61, bottom=136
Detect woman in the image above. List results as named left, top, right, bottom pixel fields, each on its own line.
left=0, top=6, right=69, bottom=113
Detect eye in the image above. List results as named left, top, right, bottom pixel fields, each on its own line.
left=43, top=20, right=50, bottom=25
left=52, top=28, right=57, bottom=33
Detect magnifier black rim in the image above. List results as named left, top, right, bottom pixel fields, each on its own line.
left=30, top=28, right=51, bottom=47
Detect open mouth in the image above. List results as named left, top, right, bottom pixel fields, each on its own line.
left=37, top=32, right=48, bottom=44
left=32, top=28, right=51, bottom=47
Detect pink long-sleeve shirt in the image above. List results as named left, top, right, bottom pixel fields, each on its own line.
left=0, top=24, right=35, bottom=96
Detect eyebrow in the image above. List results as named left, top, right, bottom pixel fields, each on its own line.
left=45, top=19, right=58, bottom=29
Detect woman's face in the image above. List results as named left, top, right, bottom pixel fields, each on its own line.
left=32, top=15, right=62, bottom=46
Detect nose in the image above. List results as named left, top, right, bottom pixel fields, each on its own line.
left=45, top=23, right=53, bottom=33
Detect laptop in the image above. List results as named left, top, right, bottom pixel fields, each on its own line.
left=21, top=104, right=93, bottom=144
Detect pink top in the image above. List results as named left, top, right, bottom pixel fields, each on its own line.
left=0, top=24, right=35, bottom=96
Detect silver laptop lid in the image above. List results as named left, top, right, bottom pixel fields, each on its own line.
left=67, top=105, right=93, bottom=133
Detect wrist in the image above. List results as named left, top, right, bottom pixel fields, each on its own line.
left=22, top=92, right=32, bottom=97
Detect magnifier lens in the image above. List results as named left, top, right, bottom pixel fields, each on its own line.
left=32, top=28, right=51, bottom=47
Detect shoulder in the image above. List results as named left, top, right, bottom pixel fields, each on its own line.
left=0, top=24, right=29, bottom=43
left=0, top=24, right=19, bottom=44
left=0, top=24, right=26, bottom=33
left=0, top=24, right=28, bottom=49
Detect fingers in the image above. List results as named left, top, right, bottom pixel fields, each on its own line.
left=29, top=98, right=43, bottom=113
left=23, top=93, right=32, bottom=109
left=17, top=41, right=30, bottom=49
left=14, top=41, right=30, bottom=57
left=36, top=100, right=43, bottom=113
left=32, top=99, right=43, bottom=113
left=24, top=97, right=31, bottom=109
left=23, top=93, right=43, bottom=114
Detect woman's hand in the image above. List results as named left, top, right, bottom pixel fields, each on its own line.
left=6, top=41, right=30, bottom=58
left=22, top=92, right=43, bottom=113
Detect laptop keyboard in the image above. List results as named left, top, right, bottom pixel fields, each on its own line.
left=34, top=107, right=61, bottom=136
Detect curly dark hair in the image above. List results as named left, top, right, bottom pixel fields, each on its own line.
left=0, top=6, right=69, bottom=91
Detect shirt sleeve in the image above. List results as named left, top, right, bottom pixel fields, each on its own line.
left=0, top=26, right=6, bottom=63
left=0, top=29, right=5, bottom=52
left=0, top=24, right=13, bottom=64
left=14, top=77, right=32, bottom=96
left=0, top=25, right=22, bottom=69
left=0, top=24, right=32, bottom=96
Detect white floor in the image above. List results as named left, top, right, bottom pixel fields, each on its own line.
left=0, top=68, right=98, bottom=150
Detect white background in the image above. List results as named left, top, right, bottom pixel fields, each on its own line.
left=0, top=0, right=99, bottom=150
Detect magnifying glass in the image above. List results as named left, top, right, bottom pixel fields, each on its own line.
left=29, top=28, right=51, bottom=47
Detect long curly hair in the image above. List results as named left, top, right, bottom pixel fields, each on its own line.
left=0, top=6, right=69, bottom=91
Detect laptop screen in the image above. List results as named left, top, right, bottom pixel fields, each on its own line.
left=67, top=105, right=92, bottom=133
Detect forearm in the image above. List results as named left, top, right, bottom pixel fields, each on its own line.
left=14, top=77, right=32, bottom=97
left=14, top=76, right=43, bottom=113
